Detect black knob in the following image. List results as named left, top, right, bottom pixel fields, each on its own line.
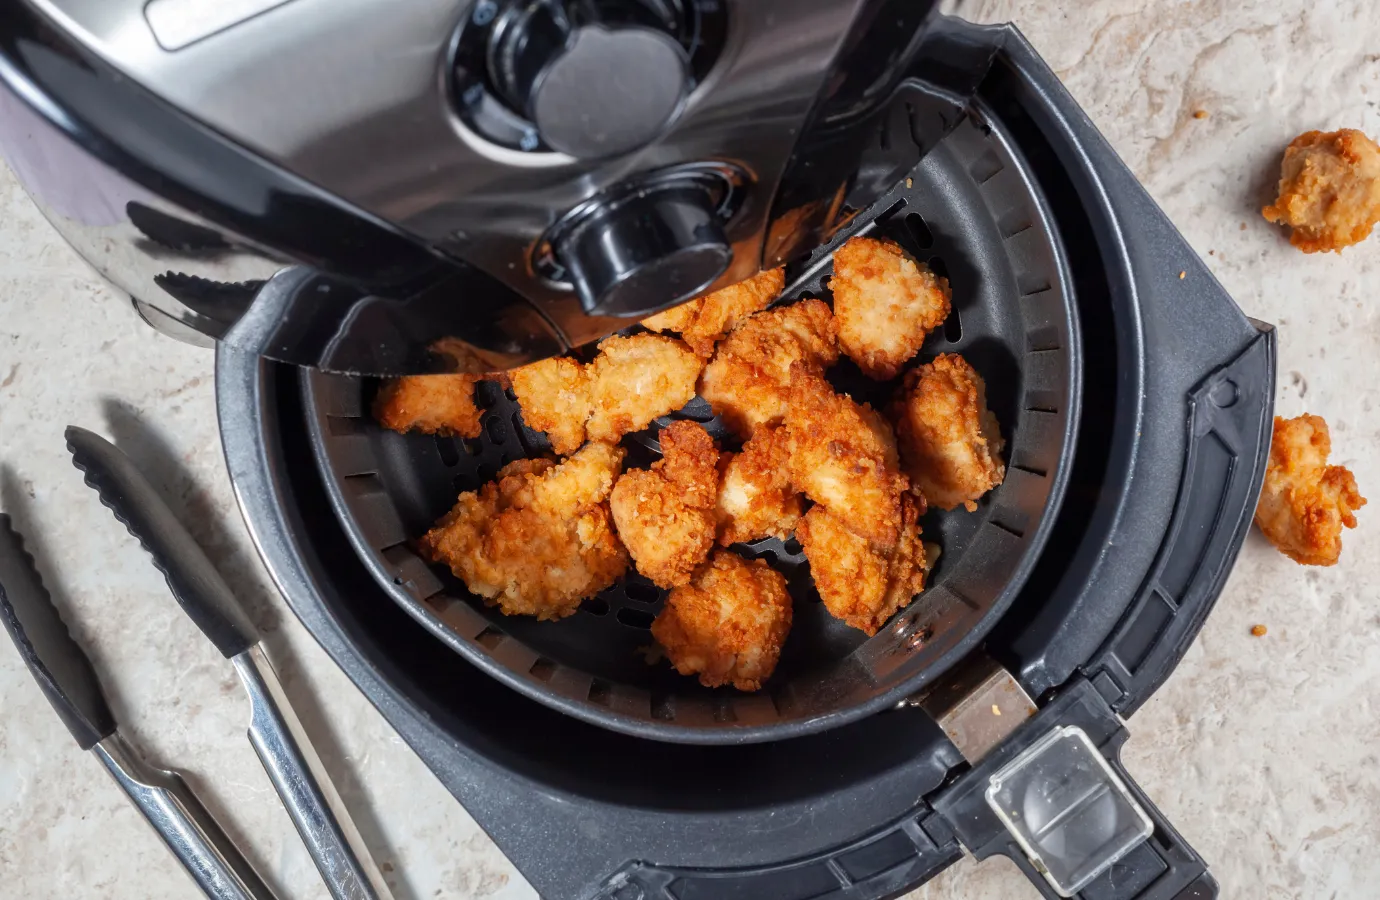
left=489, top=0, right=689, bottom=158
left=553, top=183, right=732, bottom=316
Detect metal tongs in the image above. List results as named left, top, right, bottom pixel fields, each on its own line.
left=0, top=427, right=393, bottom=900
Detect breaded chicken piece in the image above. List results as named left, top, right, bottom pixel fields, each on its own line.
left=374, top=374, right=486, bottom=439
left=1255, top=414, right=1366, bottom=565
left=610, top=422, right=720, bottom=588
left=715, top=425, right=802, bottom=546
left=419, top=442, right=629, bottom=619
left=650, top=550, right=793, bottom=691
left=642, top=269, right=786, bottom=357
left=830, top=236, right=952, bottom=380
left=891, top=353, right=1006, bottom=512
left=797, top=495, right=930, bottom=635
left=586, top=334, right=704, bottom=443
left=785, top=365, right=907, bottom=550
left=509, top=335, right=702, bottom=454
left=1262, top=129, right=1380, bottom=253
left=699, top=299, right=840, bottom=439
left=509, top=357, right=591, bottom=455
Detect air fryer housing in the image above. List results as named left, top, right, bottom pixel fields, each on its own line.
left=0, top=0, right=1006, bottom=374
left=212, top=22, right=1275, bottom=900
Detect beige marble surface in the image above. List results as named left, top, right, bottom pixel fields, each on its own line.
left=2, top=1, right=1379, bottom=897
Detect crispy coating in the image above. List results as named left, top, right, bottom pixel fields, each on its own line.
left=1262, top=129, right=1380, bottom=253
left=509, top=335, right=702, bottom=454
left=374, top=374, right=485, bottom=439
left=650, top=550, right=793, bottom=691
left=509, top=357, right=591, bottom=455
left=699, top=299, right=840, bottom=439
left=715, top=425, right=802, bottom=546
left=610, top=422, right=720, bottom=588
left=797, top=495, right=930, bottom=635
left=419, top=442, right=629, bottom=619
left=830, top=236, right=952, bottom=380
left=891, top=353, right=1006, bottom=512
left=785, top=365, right=907, bottom=550
left=641, top=269, right=786, bottom=357
left=586, top=334, right=704, bottom=443
left=1255, top=414, right=1366, bottom=566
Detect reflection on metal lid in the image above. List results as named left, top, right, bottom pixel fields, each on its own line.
left=144, top=0, right=296, bottom=51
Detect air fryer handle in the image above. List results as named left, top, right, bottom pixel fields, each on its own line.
left=988, top=729, right=1219, bottom=900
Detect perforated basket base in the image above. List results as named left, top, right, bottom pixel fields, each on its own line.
left=304, top=97, right=1080, bottom=743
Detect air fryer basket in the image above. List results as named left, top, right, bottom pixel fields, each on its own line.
left=304, top=90, right=1081, bottom=744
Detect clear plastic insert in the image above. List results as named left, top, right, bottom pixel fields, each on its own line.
left=984, top=725, right=1154, bottom=897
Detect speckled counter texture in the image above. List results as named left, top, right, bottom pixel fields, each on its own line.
left=2, top=1, right=1378, bottom=897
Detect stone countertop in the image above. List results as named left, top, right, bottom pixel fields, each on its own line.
left=2, top=1, right=1378, bottom=897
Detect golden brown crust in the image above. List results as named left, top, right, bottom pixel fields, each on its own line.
left=650, top=550, right=793, bottom=691
left=796, top=495, right=929, bottom=635
left=609, top=422, right=720, bottom=588
left=509, top=357, right=591, bottom=455
left=1254, top=414, right=1366, bottom=565
left=642, top=269, right=786, bottom=357
left=373, top=374, right=486, bottom=439
left=585, top=334, right=704, bottom=443
left=1262, top=129, right=1380, bottom=253
left=890, top=353, right=1006, bottom=512
left=418, top=442, right=629, bottom=618
left=784, top=365, right=907, bottom=550
left=699, top=299, right=840, bottom=440
left=715, top=425, right=802, bottom=546
left=830, top=236, right=952, bottom=380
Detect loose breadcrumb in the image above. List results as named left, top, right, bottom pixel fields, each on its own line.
left=1251, top=624, right=1268, bottom=637
left=1254, top=413, right=1366, bottom=565
left=650, top=550, right=793, bottom=691
left=1262, top=129, right=1380, bottom=253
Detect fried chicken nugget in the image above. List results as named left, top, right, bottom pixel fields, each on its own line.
left=586, top=334, right=704, bottom=443
left=509, top=334, right=702, bottom=454
left=699, top=299, right=840, bottom=439
left=419, top=442, right=629, bottom=619
left=830, top=236, right=952, bottom=380
left=610, top=421, right=720, bottom=588
left=509, top=357, right=591, bottom=455
left=374, top=375, right=486, bottom=439
left=641, top=268, right=786, bottom=357
left=1262, top=129, right=1380, bottom=253
left=785, top=365, right=907, bottom=550
left=715, top=425, right=802, bottom=546
left=1255, top=414, right=1366, bottom=566
left=650, top=550, right=793, bottom=691
left=891, top=353, right=1006, bottom=512
left=797, top=495, right=930, bottom=635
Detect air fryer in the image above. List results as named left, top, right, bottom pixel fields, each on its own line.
left=1, top=2, right=1273, bottom=898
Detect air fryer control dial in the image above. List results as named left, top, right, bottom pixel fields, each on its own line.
left=452, top=0, right=726, bottom=156
left=488, top=0, right=690, bottom=158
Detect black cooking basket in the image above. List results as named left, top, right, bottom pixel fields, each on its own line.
left=303, top=92, right=1081, bottom=744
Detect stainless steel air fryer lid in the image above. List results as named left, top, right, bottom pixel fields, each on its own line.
left=0, top=0, right=997, bottom=374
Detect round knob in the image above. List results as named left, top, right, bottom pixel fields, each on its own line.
left=489, top=0, right=689, bottom=158
left=553, top=183, right=732, bottom=317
